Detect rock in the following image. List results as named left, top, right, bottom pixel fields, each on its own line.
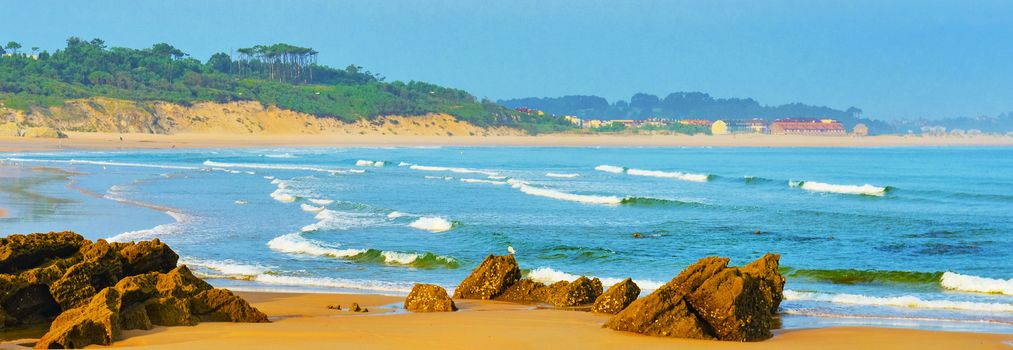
left=605, top=254, right=784, bottom=341
left=592, top=278, right=640, bottom=314
left=0, top=232, right=86, bottom=274
left=34, top=288, right=121, bottom=349
left=545, top=276, right=602, bottom=307
left=495, top=279, right=549, bottom=303
left=326, top=304, right=341, bottom=310
left=349, top=303, right=362, bottom=312
left=404, top=283, right=457, bottom=312
left=0, top=232, right=266, bottom=347
left=453, top=254, right=521, bottom=300
left=36, top=265, right=268, bottom=348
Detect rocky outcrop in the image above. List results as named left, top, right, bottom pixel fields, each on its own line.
left=604, top=254, right=784, bottom=342
left=0, top=231, right=266, bottom=349
left=453, top=255, right=521, bottom=300
left=404, top=284, right=457, bottom=312
left=592, top=278, right=640, bottom=314
left=455, top=255, right=604, bottom=308
left=36, top=266, right=267, bottom=349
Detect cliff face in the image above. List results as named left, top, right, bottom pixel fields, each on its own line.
left=0, top=97, right=525, bottom=137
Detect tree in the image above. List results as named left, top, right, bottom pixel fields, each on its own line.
left=5, top=41, right=21, bottom=55
left=207, top=52, right=232, bottom=73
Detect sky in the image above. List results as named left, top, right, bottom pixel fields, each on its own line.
left=4, top=0, right=1012, bottom=119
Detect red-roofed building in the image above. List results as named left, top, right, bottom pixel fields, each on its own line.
left=769, top=118, right=846, bottom=136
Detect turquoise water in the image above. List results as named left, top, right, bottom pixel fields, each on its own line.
left=1, top=147, right=1011, bottom=333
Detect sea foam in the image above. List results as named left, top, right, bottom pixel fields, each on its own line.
left=460, top=178, right=508, bottom=185
left=179, top=257, right=272, bottom=279
left=783, top=290, right=1013, bottom=312
left=594, top=165, right=625, bottom=174
left=204, top=160, right=360, bottom=175
left=510, top=180, right=622, bottom=205
left=409, top=217, right=454, bottom=232
left=545, top=172, right=580, bottom=178
left=790, top=180, right=888, bottom=196
left=409, top=164, right=499, bottom=176
left=625, top=168, right=710, bottom=182
left=355, top=160, right=385, bottom=167
left=4, top=158, right=200, bottom=170
left=108, top=211, right=189, bottom=243
left=252, top=274, right=415, bottom=294
left=267, top=232, right=365, bottom=258
left=941, top=272, right=1013, bottom=295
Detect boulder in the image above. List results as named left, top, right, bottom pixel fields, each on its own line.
left=604, top=254, right=784, bottom=342
left=495, top=279, right=550, bottom=303
left=34, top=288, right=121, bottom=349
left=0, top=232, right=86, bottom=274
left=453, top=255, right=521, bottom=300
left=545, top=276, right=603, bottom=307
left=404, top=284, right=457, bottom=312
left=35, top=265, right=268, bottom=348
left=592, top=278, right=640, bottom=314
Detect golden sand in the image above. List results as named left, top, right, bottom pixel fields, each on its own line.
left=43, top=291, right=998, bottom=349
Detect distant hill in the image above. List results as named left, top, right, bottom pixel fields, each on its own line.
left=0, top=38, right=572, bottom=134
left=499, top=93, right=895, bottom=134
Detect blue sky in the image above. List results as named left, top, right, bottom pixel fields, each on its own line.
left=5, top=0, right=1012, bottom=119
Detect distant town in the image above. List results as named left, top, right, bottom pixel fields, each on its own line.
left=513, top=107, right=867, bottom=136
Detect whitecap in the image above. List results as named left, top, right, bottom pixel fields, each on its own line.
left=307, top=198, right=334, bottom=206
left=625, top=168, right=710, bottom=182
left=941, top=272, right=1013, bottom=295
left=356, top=160, right=385, bottom=167
left=510, top=181, right=622, bottom=205
left=409, top=217, right=453, bottom=233
left=545, top=172, right=580, bottom=178
left=107, top=211, right=189, bottom=243
left=387, top=211, right=409, bottom=219
left=179, top=257, right=272, bottom=279
left=791, top=180, right=887, bottom=196
left=203, top=160, right=360, bottom=175
left=460, top=178, right=508, bottom=185
left=263, top=153, right=296, bottom=158
left=234, top=200, right=248, bottom=205
left=267, top=232, right=365, bottom=258
left=594, top=165, right=625, bottom=174
left=300, top=203, right=325, bottom=212
left=409, top=164, right=499, bottom=176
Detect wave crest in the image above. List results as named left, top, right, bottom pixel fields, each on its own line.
left=409, top=217, right=454, bottom=232
left=783, top=290, right=1013, bottom=312
left=790, top=180, right=889, bottom=196
left=941, top=272, right=1013, bottom=295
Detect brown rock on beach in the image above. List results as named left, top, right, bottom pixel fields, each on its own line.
left=591, top=278, right=640, bottom=314
left=604, top=253, right=784, bottom=342
left=404, top=283, right=457, bottom=312
left=452, top=254, right=521, bottom=300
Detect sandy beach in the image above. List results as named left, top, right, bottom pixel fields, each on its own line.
left=2, top=291, right=1005, bottom=349
left=1, top=132, right=1012, bottom=153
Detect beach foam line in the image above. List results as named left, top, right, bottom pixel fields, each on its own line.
left=355, top=160, right=385, bottom=167
left=108, top=211, right=190, bottom=243
left=251, top=274, right=415, bottom=294
left=266, top=232, right=458, bottom=269
left=594, top=165, right=625, bottom=174
left=5, top=158, right=200, bottom=170
left=408, top=216, right=454, bottom=233
left=408, top=164, right=499, bottom=176
left=790, top=180, right=889, bottom=196
left=307, top=198, right=334, bottom=206
left=460, top=178, right=508, bottom=185
left=941, top=272, right=1013, bottom=295
left=527, top=266, right=665, bottom=291
left=179, top=257, right=273, bottom=280
left=203, top=160, right=361, bottom=174
left=783, top=290, right=1013, bottom=312
left=545, top=172, right=580, bottom=178
left=626, top=168, right=711, bottom=182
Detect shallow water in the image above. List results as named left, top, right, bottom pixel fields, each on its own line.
left=1, top=147, right=1011, bottom=333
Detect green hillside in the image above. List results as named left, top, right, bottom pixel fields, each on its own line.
left=0, top=38, right=572, bottom=134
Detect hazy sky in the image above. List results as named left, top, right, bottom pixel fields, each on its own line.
left=5, top=0, right=1012, bottom=119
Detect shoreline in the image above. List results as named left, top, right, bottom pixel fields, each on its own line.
left=1, top=132, right=1012, bottom=152
left=4, top=291, right=1006, bottom=349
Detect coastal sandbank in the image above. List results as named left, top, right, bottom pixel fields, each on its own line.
left=2, top=291, right=1002, bottom=349
left=1, top=132, right=1012, bottom=153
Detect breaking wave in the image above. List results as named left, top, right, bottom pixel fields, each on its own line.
left=545, top=172, right=580, bottom=178
left=783, top=290, right=1013, bottom=312
left=409, top=217, right=454, bottom=232
left=300, top=203, right=325, bottom=212
left=266, top=232, right=457, bottom=269
left=526, top=266, right=665, bottom=291
left=790, top=180, right=889, bottom=196
left=355, top=160, right=385, bottom=167
left=300, top=209, right=381, bottom=232
left=179, top=257, right=273, bottom=280
left=511, top=181, right=623, bottom=205
left=409, top=164, right=499, bottom=176
left=784, top=268, right=943, bottom=286
left=460, top=178, right=508, bottom=185
left=263, top=153, right=296, bottom=159
left=941, top=272, right=1013, bottom=295
left=108, top=211, right=189, bottom=243
left=625, top=168, right=711, bottom=182
left=307, top=198, right=334, bottom=206
left=618, top=197, right=702, bottom=207
left=594, top=165, right=625, bottom=174
left=203, top=160, right=360, bottom=175
left=251, top=274, right=415, bottom=294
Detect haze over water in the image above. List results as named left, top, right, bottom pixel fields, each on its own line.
left=2, top=146, right=1011, bottom=333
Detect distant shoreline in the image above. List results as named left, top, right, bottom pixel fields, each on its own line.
left=1, top=132, right=1011, bottom=153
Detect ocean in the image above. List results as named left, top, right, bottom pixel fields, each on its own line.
left=1, top=146, right=1011, bottom=333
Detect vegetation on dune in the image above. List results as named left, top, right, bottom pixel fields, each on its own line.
left=0, top=38, right=573, bottom=133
